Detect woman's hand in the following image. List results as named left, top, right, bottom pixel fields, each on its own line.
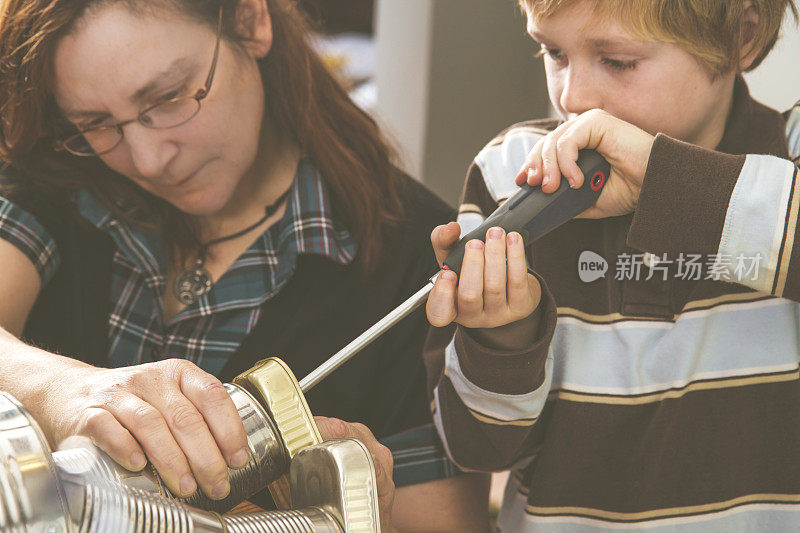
left=516, top=109, right=656, bottom=219
left=45, top=359, right=249, bottom=500
left=315, top=417, right=396, bottom=532
left=426, top=222, right=541, bottom=329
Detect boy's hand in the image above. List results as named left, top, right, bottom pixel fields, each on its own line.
left=426, top=222, right=541, bottom=329
left=515, top=109, right=655, bottom=219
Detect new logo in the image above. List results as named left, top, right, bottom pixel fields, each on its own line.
left=578, top=251, right=608, bottom=282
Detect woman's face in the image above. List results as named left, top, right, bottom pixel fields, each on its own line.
left=52, top=4, right=270, bottom=216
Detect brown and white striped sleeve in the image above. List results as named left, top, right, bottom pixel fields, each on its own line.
left=423, top=122, right=559, bottom=471
left=629, top=101, right=800, bottom=302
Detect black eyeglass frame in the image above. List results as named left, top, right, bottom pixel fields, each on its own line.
left=53, top=5, right=224, bottom=157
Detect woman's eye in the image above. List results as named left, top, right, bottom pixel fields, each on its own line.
left=158, top=89, right=182, bottom=102
left=601, top=57, right=638, bottom=71
left=79, top=117, right=111, bottom=130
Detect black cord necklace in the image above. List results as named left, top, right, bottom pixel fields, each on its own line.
left=173, top=187, right=292, bottom=305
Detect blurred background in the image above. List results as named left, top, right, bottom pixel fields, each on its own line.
left=300, top=0, right=800, bottom=207
left=301, top=0, right=548, bottom=205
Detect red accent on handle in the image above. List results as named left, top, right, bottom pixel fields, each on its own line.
left=590, top=171, right=606, bottom=191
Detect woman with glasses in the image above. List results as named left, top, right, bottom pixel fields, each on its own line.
left=0, top=0, right=490, bottom=529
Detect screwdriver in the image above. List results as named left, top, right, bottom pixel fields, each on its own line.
left=299, top=149, right=610, bottom=392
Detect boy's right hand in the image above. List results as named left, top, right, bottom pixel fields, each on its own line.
left=426, top=221, right=541, bottom=329
left=515, top=109, right=655, bottom=220
left=45, top=359, right=249, bottom=501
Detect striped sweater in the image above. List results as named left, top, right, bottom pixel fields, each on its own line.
left=425, top=80, right=800, bottom=531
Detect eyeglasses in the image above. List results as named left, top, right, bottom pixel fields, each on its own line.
left=54, top=6, right=223, bottom=157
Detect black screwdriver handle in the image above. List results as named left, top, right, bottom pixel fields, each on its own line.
left=443, top=149, right=610, bottom=276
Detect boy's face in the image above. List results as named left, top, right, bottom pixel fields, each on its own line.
left=527, top=1, right=736, bottom=149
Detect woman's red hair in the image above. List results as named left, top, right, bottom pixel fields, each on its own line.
left=0, top=0, right=405, bottom=271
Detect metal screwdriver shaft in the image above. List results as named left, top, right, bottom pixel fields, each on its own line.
left=299, top=272, right=440, bottom=392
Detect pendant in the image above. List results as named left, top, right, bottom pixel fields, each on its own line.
left=174, top=259, right=213, bottom=305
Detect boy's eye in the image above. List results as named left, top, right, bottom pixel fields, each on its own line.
left=537, top=46, right=566, bottom=63
left=601, top=57, right=638, bottom=71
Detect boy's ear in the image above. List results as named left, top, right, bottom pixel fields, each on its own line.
left=235, top=0, right=273, bottom=59
left=738, top=0, right=761, bottom=70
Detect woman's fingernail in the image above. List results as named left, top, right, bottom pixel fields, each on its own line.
left=442, top=270, right=457, bottom=282
left=489, top=227, right=503, bottom=240
left=180, top=474, right=197, bottom=496
left=212, top=479, right=231, bottom=500
left=469, top=240, right=484, bottom=249
left=508, top=232, right=520, bottom=245
left=231, top=448, right=249, bottom=468
left=542, top=175, right=551, bottom=189
left=130, top=451, right=146, bottom=470
left=566, top=175, right=576, bottom=188
left=527, top=167, right=536, bottom=179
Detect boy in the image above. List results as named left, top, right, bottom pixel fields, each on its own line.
left=424, top=0, right=800, bottom=530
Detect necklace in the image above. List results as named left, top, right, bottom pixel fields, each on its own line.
left=173, top=187, right=292, bottom=305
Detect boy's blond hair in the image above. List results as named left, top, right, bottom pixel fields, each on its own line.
left=519, top=0, right=797, bottom=76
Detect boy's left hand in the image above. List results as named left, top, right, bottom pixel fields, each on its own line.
left=427, top=222, right=541, bottom=329
left=515, top=109, right=656, bottom=219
